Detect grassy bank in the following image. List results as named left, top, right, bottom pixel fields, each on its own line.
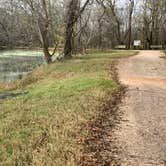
left=0, top=50, right=136, bottom=165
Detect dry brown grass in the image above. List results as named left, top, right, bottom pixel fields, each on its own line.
left=0, top=50, right=136, bottom=165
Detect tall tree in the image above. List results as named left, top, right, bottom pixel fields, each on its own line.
left=127, top=0, right=134, bottom=49
left=64, top=0, right=90, bottom=58
left=96, top=0, right=134, bottom=46
left=96, top=0, right=123, bottom=44
left=23, top=0, right=58, bottom=63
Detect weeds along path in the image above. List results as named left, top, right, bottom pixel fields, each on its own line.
left=80, top=61, right=127, bottom=166
left=116, top=51, right=166, bottom=165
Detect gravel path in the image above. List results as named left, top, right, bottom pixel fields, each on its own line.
left=116, top=51, right=166, bottom=166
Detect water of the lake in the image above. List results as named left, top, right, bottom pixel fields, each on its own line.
left=0, top=50, right=44, bottom=82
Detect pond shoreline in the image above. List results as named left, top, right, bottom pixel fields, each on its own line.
left=0, top=49, right=44, bottom=82
left=0, top=91, right=29, bottom=99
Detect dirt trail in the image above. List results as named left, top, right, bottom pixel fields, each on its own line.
left=116, top=51, right=166, bottom=166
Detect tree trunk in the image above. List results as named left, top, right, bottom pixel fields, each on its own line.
left=64, top=0, right=90, bottom=58
left=127, top=0, right=134, bottom=49
left=64, top=0, right=79, bottom=58
left=64, top=22, right=74, bottom=58
left=37, top=20, right=52, bottom=63
left=117, top=22, right=122, bottom=44
left=43, top=44, right=52, bottom=63
left=127, top=17, right=132, bottom=49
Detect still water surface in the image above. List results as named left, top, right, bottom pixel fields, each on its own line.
left=0, top=50, right=44, bottom=82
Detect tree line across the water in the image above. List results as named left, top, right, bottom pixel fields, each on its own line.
left=0, top=0, right=166, bottom=63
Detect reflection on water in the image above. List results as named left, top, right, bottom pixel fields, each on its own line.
left=0, top=71, right=26, bottom=82
left=0, top=50, right=44, bottom=82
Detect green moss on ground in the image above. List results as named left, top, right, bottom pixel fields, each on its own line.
left=0, top=50, right=136, bottom=165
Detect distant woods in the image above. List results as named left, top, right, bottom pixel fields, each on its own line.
left=0, top=0, right=166, bottom=62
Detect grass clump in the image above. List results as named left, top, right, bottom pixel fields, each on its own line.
left=0, top=50, right=136, bottom=165
left=160, top=50, right=166, bottom=59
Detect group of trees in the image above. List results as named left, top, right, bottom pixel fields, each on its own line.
left=141, top=0, right=166, bottom=49
left=0, top=0, right=166, bottom=63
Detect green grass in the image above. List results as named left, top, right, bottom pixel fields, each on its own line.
left=0, top=50, right=136, bottom=165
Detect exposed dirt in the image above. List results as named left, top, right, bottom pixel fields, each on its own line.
left=116, top=51, right=166, bottom=165
left=80, top=51, right=166, bottom=166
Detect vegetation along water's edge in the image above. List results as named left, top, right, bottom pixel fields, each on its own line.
left=0, top=50, right=137, bottom=165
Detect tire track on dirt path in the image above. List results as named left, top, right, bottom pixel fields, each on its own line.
left=116, top=51, right=166, bottom=166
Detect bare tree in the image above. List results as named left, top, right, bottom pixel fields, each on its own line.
left=96, top=0, right=133, bottom=46
left=23, top=0, right=58, bottom=63
left=141, top=0, right=165, bottom=49
left=63, top=0, right=91, bottom=58
left=127, top=0, right=134, bottom=49
left=0, top=0, right=165, bottom=52
left=96, top=0, right=123, bottom=44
